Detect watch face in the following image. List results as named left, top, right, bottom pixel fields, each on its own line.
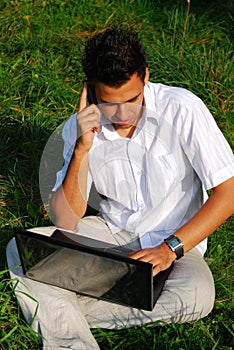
left=170, top=237, right=181, bottom=248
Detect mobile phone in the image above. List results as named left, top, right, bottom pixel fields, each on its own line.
left=86, top=82, right=98, bottom=105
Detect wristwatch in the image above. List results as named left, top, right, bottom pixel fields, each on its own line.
left=164, top=235, right=184, bottom=260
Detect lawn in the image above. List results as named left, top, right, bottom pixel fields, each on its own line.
left=0, top=0, right=233, bottom=349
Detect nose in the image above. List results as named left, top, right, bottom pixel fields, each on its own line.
left=116, top=104, right=127, bottom=120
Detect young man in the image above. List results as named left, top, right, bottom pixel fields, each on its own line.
left=7, top=28, right=234, bottom=349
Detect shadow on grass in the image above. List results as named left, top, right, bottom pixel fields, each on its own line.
left=0, top=119, right=52, bottom=266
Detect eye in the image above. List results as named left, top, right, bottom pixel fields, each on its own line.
left=127, top=93, right=142, bottom=103
left=128, top=98, right=137, bottom=103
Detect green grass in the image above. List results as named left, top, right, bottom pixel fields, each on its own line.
left=0, top=0, right=233, bottom=348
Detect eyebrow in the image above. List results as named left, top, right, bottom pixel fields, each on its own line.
left=100, top=91, right=142, bottom=104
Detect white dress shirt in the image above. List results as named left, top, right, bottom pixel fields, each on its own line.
left=53, top=82, right=234, bottom=255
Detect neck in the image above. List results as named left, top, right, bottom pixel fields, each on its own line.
left=114, top=125, right=136, bottom=138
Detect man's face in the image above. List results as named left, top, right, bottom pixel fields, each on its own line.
left=95, top=70, right=149, bottom=137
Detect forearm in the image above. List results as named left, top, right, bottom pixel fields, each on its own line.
left=52, top=147, right=89, bottom=230
left=130, top=177, right=234, bottom=276
left=51, top=85, right=100, bottom=230
left=175, top=177, right=234, bottom=253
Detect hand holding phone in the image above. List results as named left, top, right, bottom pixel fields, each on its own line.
left=76, top=82, right=100, bottom=152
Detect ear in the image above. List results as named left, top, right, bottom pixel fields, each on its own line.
left=144, top=67, right=149, bottom=85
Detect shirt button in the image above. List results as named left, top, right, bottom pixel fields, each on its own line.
left=140, top=204, right=144, bottom=209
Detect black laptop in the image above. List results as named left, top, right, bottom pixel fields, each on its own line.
left=14, top=227, right=173, bottom=311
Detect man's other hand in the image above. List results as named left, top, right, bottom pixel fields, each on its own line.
left=129, top=243, right=176, bottom=276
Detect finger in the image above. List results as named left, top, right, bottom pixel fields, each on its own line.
left=85, top=122, right=101, bottom=134
left=129, top=248, right=155, bottom=260
left=78, top=83, right=88, bottom=112
left=78, top=106, right=100, bottom=128
left=153, top=265, right=161, bottom=276
left=129, top=253, right=155, bottom=266
left=128, top=250, right=145, bottom=260
left=77, top=113, right=101, bottom=139
left=93, top=125, right=100, bottom=133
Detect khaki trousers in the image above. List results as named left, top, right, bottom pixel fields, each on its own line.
left=6, top=216, right=215, bottom=350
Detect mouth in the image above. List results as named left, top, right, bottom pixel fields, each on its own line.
left=111, top=116, right=135, bottom=126
left=115, top=119, right=131, bottom=126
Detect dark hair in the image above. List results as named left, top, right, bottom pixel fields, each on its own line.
left=82, top=28, right=147, bottom=87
